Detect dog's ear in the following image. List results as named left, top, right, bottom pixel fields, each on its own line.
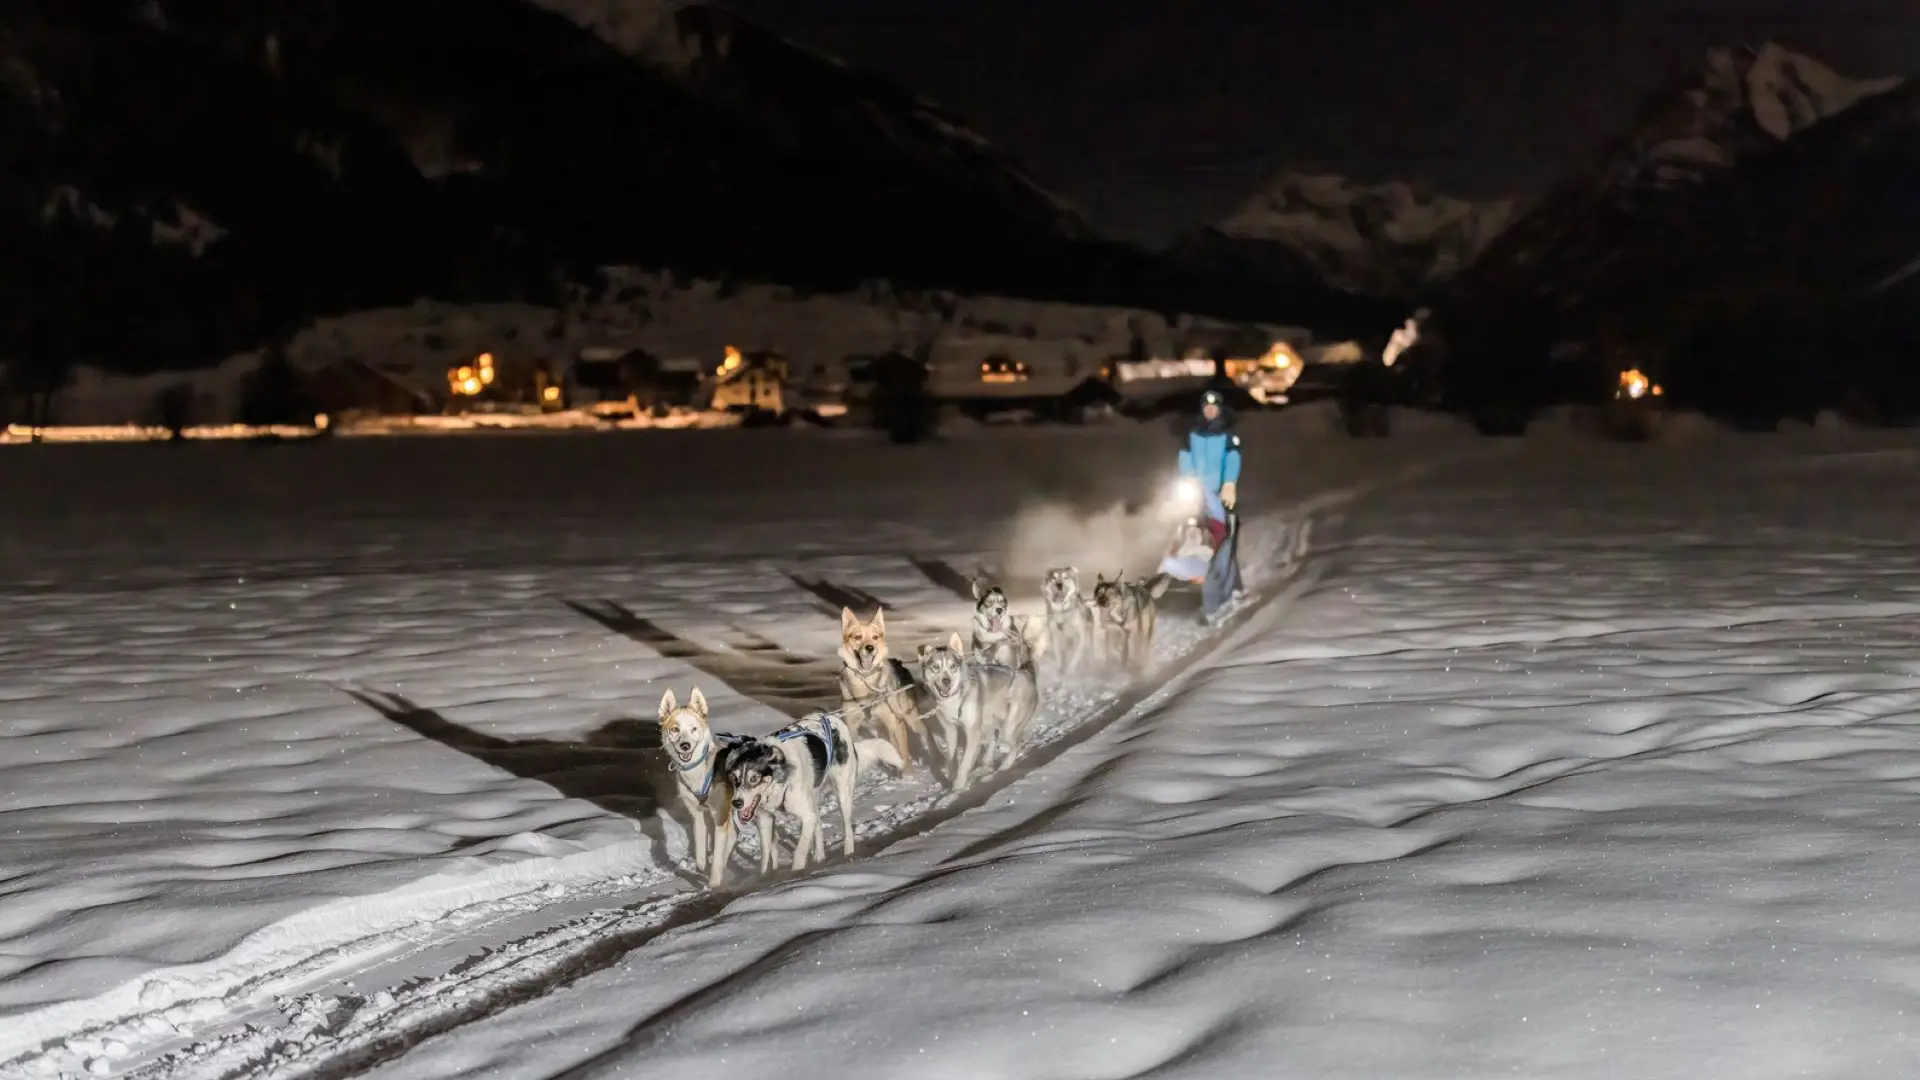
left=688, top=686, right=708, bottom=716
left=1068, top=565, right=1079, bottom=577
left=871, top=607, right=886, bottom=634
left=656, top=688, right=677, bottom=721
left=949, top=631, right=965, bottom=654
left=971, top=578, right=986, bottom=601
left=841, top=606, right=858, bottom=633
left=917, top=643, right=933, bottom=661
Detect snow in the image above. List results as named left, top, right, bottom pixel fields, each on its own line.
left=8, top=413, right=1920, bottom=1078
left=1633, top=44, right=1900, bottom=179
left=355, top=423, right=1917, bottom=1077
left=0, top=410, right=1411, bottom=1077
left=1704, top=43, right=1902, bottom=143
left=1212, top=172, right=1514, bottom=292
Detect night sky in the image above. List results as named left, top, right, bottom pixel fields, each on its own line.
left=726, top=0, right=1916, bottom=245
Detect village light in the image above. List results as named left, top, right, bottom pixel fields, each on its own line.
left=541, top=385, right=561, bottom=403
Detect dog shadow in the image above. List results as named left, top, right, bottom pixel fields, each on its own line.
left=558, top=598, right=840, bottom=719
left=345, top=687, right=692, bottom=876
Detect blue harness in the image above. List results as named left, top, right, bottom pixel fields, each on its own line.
left=774, top=716, right=838, bottom=786
left=675, top=732, right=750, bottom=799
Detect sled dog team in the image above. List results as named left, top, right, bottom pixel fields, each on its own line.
left=661, top=567, right=1174, bottom=887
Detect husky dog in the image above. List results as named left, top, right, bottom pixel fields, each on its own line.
left=837, top=606, right=928, bottom=767
left=657, top=686, right=753, bottom=887
left=1040, top=566, right=1095, bottom=676
left=724, top=712, right=904, bottom=871
left=1092, top=571, right=1171, bottom=674
left=917, top=631, right=1040, bottom=792
left=971, top=580, right=1043, bottom=670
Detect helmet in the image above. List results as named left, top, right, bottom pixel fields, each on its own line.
left=1201, top=389, right=1224, bottom=407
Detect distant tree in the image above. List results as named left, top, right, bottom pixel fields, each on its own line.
left=238, top=341, right=310, bottom=426
left=152, top=382, right=194, bottom=440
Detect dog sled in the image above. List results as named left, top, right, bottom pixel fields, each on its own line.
left=1155, top=475, right=1239, bottom=602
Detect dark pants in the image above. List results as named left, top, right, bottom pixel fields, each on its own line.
left=1202, top=511, right=1241, bottom=616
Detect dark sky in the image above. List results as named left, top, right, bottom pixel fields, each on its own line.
left=725, top=0, right=1916, bottom=245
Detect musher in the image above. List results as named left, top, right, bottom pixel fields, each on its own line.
left=1177, top=389, right=1243, bottom=622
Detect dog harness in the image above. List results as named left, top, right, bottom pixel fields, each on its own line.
left=675, top=732, right=749, bottom=799
left=775, top=716, right=837, bottom=786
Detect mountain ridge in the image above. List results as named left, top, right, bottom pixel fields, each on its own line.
left=1447, top=42, right=1901, bottom=319
left=3, top=0, right=1256, bottom=386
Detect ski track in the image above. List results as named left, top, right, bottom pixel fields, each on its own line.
left=10, top=471, right=1423, bottom=1080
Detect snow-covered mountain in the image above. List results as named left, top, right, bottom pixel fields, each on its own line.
left=1448, top=43, right=1901, bottom=319
left=0, top=0, right=1171, bottom=382
left=1170, top=173, right=1514, bottom=300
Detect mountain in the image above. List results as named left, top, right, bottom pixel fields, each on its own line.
left=532, top=0, right=1091, bottom=240
left=1168, top=172, right=1514, bottom=301
left=1445, top=43, right=1901, bottom=323
left=0, top=0, right=1210, bottom=384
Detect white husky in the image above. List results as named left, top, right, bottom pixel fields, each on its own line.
left=657, top=686, right=755, bottom=887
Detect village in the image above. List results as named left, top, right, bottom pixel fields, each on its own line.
left=5, top=276, right=1371, bottom=441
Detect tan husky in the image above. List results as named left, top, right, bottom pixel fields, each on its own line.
left=837, top=606, right=928, bottom=767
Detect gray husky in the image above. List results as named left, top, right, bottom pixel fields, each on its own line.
left=1040, top=566, right=1095, bottom=677
left=971, top=579, right=1043, bottom=670
left=918, top=630, right=1039, bottom=792
left=1092, top=571, right=1171, bottom=675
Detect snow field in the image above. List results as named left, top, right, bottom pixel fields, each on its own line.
left=0, top=415, right=1432, bottom=1077
left=343, top=430, right=1920, bottom=1079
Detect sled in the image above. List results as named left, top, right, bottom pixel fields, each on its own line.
left=1158, top=510, right=1236, bottom=587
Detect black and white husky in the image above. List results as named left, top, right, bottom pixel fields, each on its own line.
left=1092, top=571, right=1171, bottom=675
left=918, top=631, right=1040, bottom=792
left=971, top=579, right=1043, bottom=670
left=724, top=711, right=904, bottom=871
left=657, top=686, right=754, bottom=887
left=1040, top=566, right=1095, bottom=676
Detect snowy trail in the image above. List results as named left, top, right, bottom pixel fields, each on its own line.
left=54, top=499, right=1333, bottom=1080
left=345, top=436, right=1920, bottom=1079
left=33, top=511, right=1320, bottom=1076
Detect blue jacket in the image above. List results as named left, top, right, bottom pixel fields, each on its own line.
left=1178, top=428, right=1241, bottom=520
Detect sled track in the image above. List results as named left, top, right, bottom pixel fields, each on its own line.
left=19, top=479, right=1430, bottom=1080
